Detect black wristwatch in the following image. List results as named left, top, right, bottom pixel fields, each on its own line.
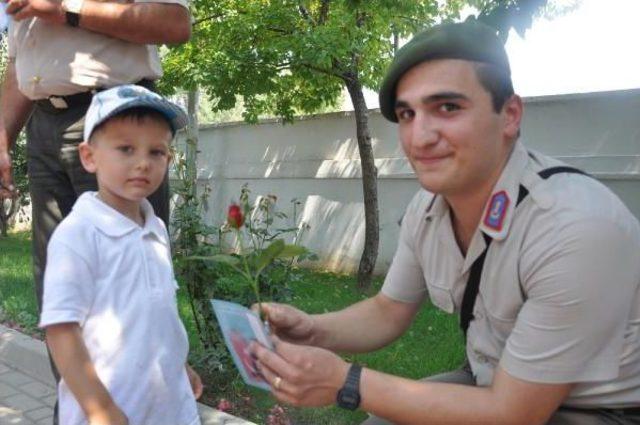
left=61, top=0, right=83, bottom=27
left=336, top=363, right=362, bottom=410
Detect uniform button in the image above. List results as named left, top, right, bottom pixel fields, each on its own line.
left=31, top=76, right=41, bottom=84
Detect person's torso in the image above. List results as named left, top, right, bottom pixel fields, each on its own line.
left=409, top=146, right=640, bottom=407
left=56, top=198, right=198, bottom=425
left=8, top=18, right=162, bottom=99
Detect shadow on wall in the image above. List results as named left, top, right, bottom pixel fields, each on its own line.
left=298, top=195, right=366, bottom=273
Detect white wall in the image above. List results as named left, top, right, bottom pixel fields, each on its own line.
left=176, top=88, right=640, bottom=274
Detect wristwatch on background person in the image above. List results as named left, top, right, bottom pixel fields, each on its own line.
left=61, top=0, right=84, bottom=27
left=336, top=363, right=362, bottom=410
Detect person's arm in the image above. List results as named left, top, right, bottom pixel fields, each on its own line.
left=252, top=339, right=572, bottom=425
left=46, top=323, right=128, bottom=425
left=259, top=292, right=422, bottom=353
left=0, top=61, right=33, bottom=197
left=185, top=363, right=203, bottom=400
left=6, top=0, right=190, bottom=44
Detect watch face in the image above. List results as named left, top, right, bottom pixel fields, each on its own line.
left=337, top=388, right=361, bottom=410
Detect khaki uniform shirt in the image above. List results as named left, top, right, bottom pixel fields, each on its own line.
left=7, top=0, right=187, bottom=100
left=383, top=141, right=640, bottom=408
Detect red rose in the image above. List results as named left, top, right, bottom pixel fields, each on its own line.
left=227, top=204, right=244, bottom=229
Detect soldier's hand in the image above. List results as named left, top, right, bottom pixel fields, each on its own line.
left=253, top=303, right=318, bottom=346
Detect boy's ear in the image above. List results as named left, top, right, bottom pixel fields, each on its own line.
left=78, top=141, right=97, bottom=173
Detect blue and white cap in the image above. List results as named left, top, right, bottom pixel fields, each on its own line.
left=84, top=84, right=188, bottom=141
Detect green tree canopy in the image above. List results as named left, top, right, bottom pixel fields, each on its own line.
left=161, top=0, right=550, bottom=286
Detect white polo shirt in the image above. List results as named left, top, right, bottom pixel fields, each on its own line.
left=383, top=141, right=640, bottom=408
left=40, top=193, right=200, bottom=425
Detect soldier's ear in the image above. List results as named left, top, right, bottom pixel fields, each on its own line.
left=502, top=94, right=523, bottom=141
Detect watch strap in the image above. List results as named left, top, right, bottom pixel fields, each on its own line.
left=62, top=0, right=84, bottom=27
left=336, top=363, right=362, bottom=410
left=344, top=363, right=362, bottom=391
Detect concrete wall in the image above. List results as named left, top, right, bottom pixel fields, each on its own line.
left=177, top=88, right=640, bottom=274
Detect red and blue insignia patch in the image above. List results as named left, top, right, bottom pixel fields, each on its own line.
left=483, top=191, right=510, bottom=231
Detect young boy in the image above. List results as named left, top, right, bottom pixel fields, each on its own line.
left=39, top=85, right=203, bottom=425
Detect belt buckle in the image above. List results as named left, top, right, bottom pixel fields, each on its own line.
left=48, top=96, right=69, bottom=109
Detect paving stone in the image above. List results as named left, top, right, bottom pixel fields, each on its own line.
left=24, top=407, right=52, bottom=422
left=0, top=373, right=32, bottom=388
left=0, top=383, right=19, bottom=398
left=1, top=394, right=43, bottom=414
left=17, top=383, right=53, bottom=400
left=35, top=417, right=52, bottom=425
left=0, top=406, right=36, bottom=425
left=38, top=396, right=55, bottom=409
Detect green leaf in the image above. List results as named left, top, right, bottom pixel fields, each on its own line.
left=277, top=244, right=308, bottom=258
left=187, top=254, right=241, bottom=267
left=254, top=239, right=285, bottom=273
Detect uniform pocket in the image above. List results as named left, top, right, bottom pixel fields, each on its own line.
left=428, top=282, right=455, bottom=313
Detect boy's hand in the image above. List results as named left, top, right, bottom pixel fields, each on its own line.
left=186, top=364, right=203, bottom=399
left=87, top=404, right=128, bottom=425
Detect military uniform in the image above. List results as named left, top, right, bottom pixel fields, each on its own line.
left=375, top=141, right=640, bottom=423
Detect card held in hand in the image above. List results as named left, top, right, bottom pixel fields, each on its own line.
left=210, top=299, right=274, bottom=390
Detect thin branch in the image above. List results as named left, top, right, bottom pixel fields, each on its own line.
left=193, top=13, right=226, bottom=26
left=298, top=3, right=315, bottom=25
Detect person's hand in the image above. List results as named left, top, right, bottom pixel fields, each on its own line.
left=0, top=147, right=16, bottom=199
left=87, top=404, right=129, bottom=425
left=253, top=302, right=317, bottom=345
left=186, top=363, right=204, bottom=400
left=251, top=336, right=350, bottom=407
left=5, top=0, right=65, bottom=25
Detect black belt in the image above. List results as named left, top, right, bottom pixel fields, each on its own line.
left=34, top=79, right=156, bottom=111
left=560, top=405, right=640, bottom=417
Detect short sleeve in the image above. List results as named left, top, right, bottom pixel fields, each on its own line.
left=381, top=195, right=428, bottom=303
left=500, top=218, right=640, bottom=383
left=39, top=237, right=96, bottom=328
left=134, top=0, right=188, bottom=9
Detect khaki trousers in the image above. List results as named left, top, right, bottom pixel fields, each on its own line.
left=361, top=366, right=640, bottom=425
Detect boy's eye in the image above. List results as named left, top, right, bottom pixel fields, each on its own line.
left=117, top=146, right=133, bottom=154
left=151, top=149, right=167, bottom=157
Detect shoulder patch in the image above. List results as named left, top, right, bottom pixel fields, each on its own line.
left=484, top=191, right=510, bottom=231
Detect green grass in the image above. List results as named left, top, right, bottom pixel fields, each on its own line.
left=2, top=232, right=465, bottom=424
left=0, top=231, right=40, bottom=333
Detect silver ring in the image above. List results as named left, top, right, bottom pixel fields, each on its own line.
left=273, top=376, right=282, bottom=390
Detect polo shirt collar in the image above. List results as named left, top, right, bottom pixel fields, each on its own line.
left=73, top=192, right=167, bottom=244
left=477, top=141, right=529, bottom=241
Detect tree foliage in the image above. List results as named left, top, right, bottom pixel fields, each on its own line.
left=160, top=1, right=463, bottom=121
left=160, top=0, right=549, bottom=286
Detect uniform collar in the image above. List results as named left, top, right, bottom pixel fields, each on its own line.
left=73, top=192, right=167, bottom=244
left=423, top=140, right=529, bottom=241
left=477, top=141, right=529, bottom=241
left=424, top=192, right=448, bottom=220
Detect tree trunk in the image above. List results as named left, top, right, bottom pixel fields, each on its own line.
left=186, top=90, right=199, bottom=190
left=345, top=76, right=379, bottom=289
left=0, top=197, right=18, bottom=237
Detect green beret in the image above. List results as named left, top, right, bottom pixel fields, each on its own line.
left=379, top=21, right=511, bottom=122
